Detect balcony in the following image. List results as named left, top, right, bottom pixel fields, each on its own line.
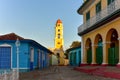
left=78, top=0, right=120, bottom=36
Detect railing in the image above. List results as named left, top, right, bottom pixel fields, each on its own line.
left=0, top=69, right=18, bottom=80
left=78, top=0, right=120, bottom=34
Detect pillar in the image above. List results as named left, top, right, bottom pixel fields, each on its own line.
left=80, top=37, right=87, bottom=66
left=91, top=43, right=97, bottom=66
left=102, top=42, right=110, bottom=66
left=117, top=38, right=120, bottom=66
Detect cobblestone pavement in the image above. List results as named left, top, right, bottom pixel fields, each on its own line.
left=20, top=66, right=117, bottom=80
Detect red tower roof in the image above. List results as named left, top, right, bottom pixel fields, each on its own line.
left=56, top=19, right=62, bottom=23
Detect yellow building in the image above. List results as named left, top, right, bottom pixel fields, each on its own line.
left=78, top=0, right=120, bottom=66
left=54, top=19, right=64, bottom=65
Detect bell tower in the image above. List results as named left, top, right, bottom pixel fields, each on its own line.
left=55, top=19, right=64, bottom=49
left=54, top=19, right=64, bottom=65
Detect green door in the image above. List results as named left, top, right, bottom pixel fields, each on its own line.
left=108, top=47, right=119, bottom=66
left=87, top=49, right=92, bottom=64
left=96, top=46, right=103, bottom=64
left=115, top=47, right=119, bottom=64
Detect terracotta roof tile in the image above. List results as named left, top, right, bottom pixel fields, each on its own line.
left=0, top=33, right=24, bottom=40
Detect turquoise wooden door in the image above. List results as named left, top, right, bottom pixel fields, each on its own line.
left=79, top=50, right=81, bottom=64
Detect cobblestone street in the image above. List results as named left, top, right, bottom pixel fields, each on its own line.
left=20, top=66, right=117, bottom=80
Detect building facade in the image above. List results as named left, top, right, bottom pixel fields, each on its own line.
left=54, top=19, right=64, bottom=65
left=67, top=46, right=81, bottom=66
left=0, top=33, right=52, bottom=71
left=78, top=0, right=120, bottom=66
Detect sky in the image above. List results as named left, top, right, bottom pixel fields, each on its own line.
left=0, top=0, right=83, bottom=50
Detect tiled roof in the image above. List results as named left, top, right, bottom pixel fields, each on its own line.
left=0, top=33, right=53, bottom=54
left=56, top=19, right=62, bottom=23
left=0, top=33, right=24, bottom=40
left=77, top=0, right=94, bottom=14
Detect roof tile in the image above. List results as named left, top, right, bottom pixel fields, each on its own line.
left=0, top=33, right=24, bottom=40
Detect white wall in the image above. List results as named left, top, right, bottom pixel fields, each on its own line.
left=51, top=55, right=58, bottom=65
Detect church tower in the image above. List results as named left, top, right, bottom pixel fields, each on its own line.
left=54, top=19, right=64, bottom=65
left=55, top=19, right=64, bottom=49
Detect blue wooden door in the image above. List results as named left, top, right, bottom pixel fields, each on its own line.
left=0, top=47, right=11, bottom=69
left=40, top=53, right=42, bottom=69
left=30, top=48, right=34, bottom=71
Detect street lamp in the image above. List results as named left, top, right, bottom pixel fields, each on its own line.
left=15, top=38, right=20, bottom=80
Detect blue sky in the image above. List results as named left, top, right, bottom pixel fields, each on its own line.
left=0, top=0, right=83, bottom=50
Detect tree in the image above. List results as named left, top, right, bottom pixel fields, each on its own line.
left=70, top=41, right=81, bottom=48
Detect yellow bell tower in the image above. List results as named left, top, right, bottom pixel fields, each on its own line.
left=55, top=19, right=64, bottom=49
left=54, top=19, right=64, bottom=65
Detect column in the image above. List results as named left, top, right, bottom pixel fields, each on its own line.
left=102, top=42, right=110, bottom=66
left=91, top=43, right=96, bottom=65
left=81, top=37, right=84, bottom=64
left=117, top=38, right=120, bottom=66
left=81, top=37, right=87, bottom=66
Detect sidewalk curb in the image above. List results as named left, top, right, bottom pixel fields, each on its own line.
left=74, top=67, right=120, bottom=79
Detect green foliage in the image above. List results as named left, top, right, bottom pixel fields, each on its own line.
left=70, top=41, right=81, bottom=48
left=65, top=41, right=81, bottom=59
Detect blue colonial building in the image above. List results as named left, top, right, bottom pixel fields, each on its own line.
left=67, top=46, right=81, bottom=66
left=0, top=33, right=52, bottom=72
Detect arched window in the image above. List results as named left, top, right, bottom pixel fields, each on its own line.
left=58, top=29, right=60, bottom=32
left=58, top=34, right=60, bottom=39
